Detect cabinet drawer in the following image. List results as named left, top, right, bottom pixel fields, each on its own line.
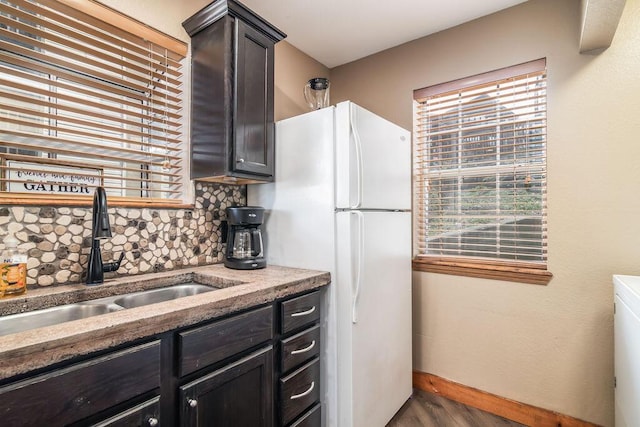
left=288, top=403, right=321, bottom=427
left=279, top=357, right=320, bottom=426
left=0, top=340, right=161, bottom=426
left=280, top=324, right=320, bottom=374
left=280, top=291, right=320, bottom=334
left=91, top=396, right=160, bottom=427
left=179, top=305, right=273, bottom=376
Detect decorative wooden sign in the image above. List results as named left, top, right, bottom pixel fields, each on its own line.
left=6, top=160, right=103, bottom=195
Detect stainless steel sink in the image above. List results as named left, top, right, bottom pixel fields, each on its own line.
left=0, top=282, right=217, bottom=337
left=0, top=303, right=124, bottom=337
left=112, top=283, right=215, bottom=309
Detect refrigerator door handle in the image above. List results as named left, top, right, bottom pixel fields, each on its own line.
left=352, top=211, right=365, bottom=323
left=349, top=105, right=364, bottom=209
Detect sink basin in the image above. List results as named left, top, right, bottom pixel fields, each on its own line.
left=0, top=303, right=124, bottom=337
left=0, top=282, right=217, bottom=337
left=112, top=283, right=215, bottom=309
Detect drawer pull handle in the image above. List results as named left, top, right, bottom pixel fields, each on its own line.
left=290, top=381, right=315, bottom=400
left=188, top=398, right=198, bottom=408
left=147, top=417, right=159, bottom=426
left=291, top=306, right=316, bottom=317
left=291, top=340, right=316, bottom=355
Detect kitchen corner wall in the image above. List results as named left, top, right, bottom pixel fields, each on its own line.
left=0, top=183, right=245, bottom=287
left=330, top=0, right=640, bottom=425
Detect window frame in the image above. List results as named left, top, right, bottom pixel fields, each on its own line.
left=0, top=0, right=192, bottom=208
left=413, top=59, right=552, bottom=285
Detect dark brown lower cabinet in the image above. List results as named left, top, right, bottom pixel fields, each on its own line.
left=0, top=289, right=322, bottom=427
left=180, top=346, right=273, bottom=427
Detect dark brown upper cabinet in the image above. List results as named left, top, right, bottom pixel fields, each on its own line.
left=183, top=0, right=286, bottom=184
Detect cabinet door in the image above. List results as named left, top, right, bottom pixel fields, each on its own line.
left=180, top=346, right=273, bottom=427
left=189, top=16, right=232, bottom=180
left=233, top=19, right=275, bottom=179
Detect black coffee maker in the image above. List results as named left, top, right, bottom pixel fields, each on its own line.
left=224, top=206, right=266, bottom=270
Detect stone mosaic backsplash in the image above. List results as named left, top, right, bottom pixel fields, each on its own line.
left=0, top=183, right=246, bottom=288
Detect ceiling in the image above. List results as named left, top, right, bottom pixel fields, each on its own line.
left=240, top=0, right=528, bottom=68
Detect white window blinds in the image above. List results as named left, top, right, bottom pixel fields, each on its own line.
left=414, top=58, right=547, bottom=264
left=0, top=0, right=187, bottom=205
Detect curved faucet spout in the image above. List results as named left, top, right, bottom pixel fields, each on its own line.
left=87, top=186, right=117, bottom=285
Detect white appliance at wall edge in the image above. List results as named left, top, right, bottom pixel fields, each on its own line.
left=248, top=101, right=412, bottom=427
left=613, top=275, right=640, bottom=427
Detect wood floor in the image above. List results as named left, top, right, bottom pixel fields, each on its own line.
left=386, top=389, right=527, bottom=427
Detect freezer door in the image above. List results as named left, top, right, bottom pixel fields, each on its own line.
left=335, top=210, right=412, bottom=427
left=335, top=101, right=411, bottom=210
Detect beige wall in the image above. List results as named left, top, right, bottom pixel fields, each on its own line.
left=331, top=0, right=640, bottom=425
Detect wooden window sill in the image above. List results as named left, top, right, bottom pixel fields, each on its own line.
left=412, top=256, right=553, bottom=285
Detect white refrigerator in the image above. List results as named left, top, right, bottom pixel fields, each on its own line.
left=248, top=101, right=412, bottom=427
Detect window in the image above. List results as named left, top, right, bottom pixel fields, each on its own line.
left=413, top=59, right=552, bottom=285
left=0, top=0, right=187, bottom=206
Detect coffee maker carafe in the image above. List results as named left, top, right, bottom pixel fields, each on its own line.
left=224, top=206, right=266, bottom=270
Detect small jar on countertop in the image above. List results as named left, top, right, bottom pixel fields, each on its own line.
left=1, top=233, right=27, bottom=297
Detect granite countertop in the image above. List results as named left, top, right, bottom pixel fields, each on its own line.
left=0, top=264, right=330, bottom=380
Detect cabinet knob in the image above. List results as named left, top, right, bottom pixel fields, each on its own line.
left=237, top=158, right=245, bottom=163
left=188, top=398, right=198, bottom=408
left=147, top=417, right=159, bottom=426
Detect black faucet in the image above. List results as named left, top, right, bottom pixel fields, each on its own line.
left=86, top=187, right=124, bottom=285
